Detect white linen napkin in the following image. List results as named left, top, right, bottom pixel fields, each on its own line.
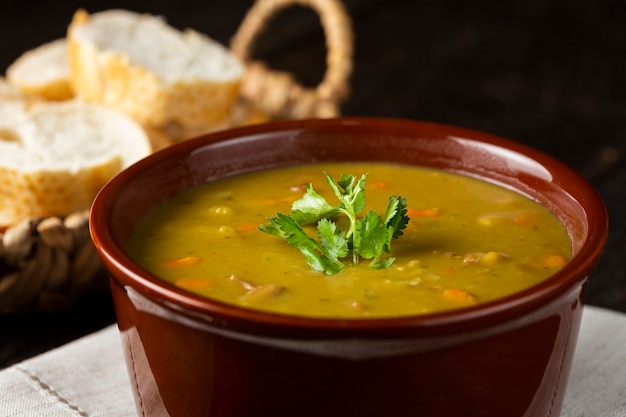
left=1, top=305, right=625, bottom=417
left=560, top=305, right=626, bottom=416
left=0, top=325, right=135, bottom=417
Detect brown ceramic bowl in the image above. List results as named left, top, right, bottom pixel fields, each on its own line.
left=90, top=117, right=607, bottom=417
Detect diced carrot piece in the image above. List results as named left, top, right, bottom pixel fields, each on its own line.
left=443, top=266, right=457, bottom=275
left=175, top=277, right=214, bottom=290
left=162, top=256, right=201, bottom=268
left=250, top=198, right=280, bottom=206
left=513, top=212, right=535, bottom=225
left=543, top=255, right=567, bottom=268
left=407, top=208, right=440, bottom=217
left=442, top=288, right=478, bottom=305
left=235, top=223, right=259, bottom=232
left=369, top=181, right=389, bottom=189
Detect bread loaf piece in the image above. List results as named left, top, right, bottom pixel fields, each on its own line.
left=67, top=9, right=244, bottom=132
left=6, top=39, right=73, bottom=101
left=0, top=77, right=31, bottom=100
left=0, top=99, right=151, bottom=228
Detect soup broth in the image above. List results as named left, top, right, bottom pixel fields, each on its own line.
left=127, top=163, right=572, bottom=318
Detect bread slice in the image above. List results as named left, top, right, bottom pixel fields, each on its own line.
left=0, top=99, right=151, bottom=228
left=0, top=77, right=31, bottom=100
left=67, top=9, right=244, bottom=131
left=6, top=39, right=73, bottom=101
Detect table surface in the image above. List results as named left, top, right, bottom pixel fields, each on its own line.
left=1, top=0, right=625, bottom=369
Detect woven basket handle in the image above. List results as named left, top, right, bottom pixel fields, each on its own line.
left=230, top=0, right=354, bottom=119
left=0, top=211, right=105, bottom=314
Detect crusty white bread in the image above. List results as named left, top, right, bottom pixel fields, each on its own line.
left=6, top=39, right=73, bottom=101
left=67, top=9, right=244, bottom=132
left=0, top=77, right=31, bottom=100
left=0, top=99, right=151, bottom=228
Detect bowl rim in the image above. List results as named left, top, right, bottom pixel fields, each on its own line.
left=90, top=117, right=608, bottom=334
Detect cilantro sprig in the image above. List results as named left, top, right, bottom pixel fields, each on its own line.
left=260, top=173, right=409, bottom=275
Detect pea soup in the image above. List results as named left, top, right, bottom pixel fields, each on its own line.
left=127, top=163, right=572, bottom=318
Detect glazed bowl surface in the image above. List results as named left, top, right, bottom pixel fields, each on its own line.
left=90, top=117, right=608, bottom=417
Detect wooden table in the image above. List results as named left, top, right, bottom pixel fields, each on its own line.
left=2, top=0, right=625, bottom=368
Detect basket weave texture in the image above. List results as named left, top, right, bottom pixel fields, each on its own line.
left=0, top=0, right=353, bottom=314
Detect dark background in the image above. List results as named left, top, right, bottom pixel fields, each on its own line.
left=1, top=0, right=625, bottom=368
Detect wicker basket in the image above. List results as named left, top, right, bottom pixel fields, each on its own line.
left=0, top=0, right=353, bottom=314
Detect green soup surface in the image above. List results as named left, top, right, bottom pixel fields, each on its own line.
left=127, top=163, right=572, bottom=318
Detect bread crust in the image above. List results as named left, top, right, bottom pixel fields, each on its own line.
left=67, top=9, right=243, bottom=130
left=0, top=99, right=151, bottom=228
left=0, top=8, right=249, bottom=226
left=6, top=39, right=73, bottom=101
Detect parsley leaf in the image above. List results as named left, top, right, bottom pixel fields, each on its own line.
left=290, top=184, right=340, bottom=225
left=385, top=196, right=409, bottom=242
left=260, top=213, right=344, bottom=274
left=260, top=172, right=410, bottom=275
left=354, top=210, right=391, bottom=267
left=317, top=218, right=350, bottom=261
